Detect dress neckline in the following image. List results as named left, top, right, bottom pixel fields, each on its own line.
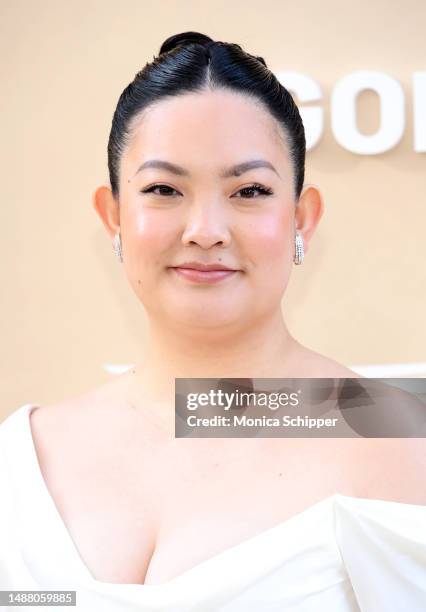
left=10, top=402, right=425, bottom=592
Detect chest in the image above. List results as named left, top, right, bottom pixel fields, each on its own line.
left=39, top=435, right=362, bottom=585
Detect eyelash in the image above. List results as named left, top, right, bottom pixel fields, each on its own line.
left=140, top=183, right=274, bottom=199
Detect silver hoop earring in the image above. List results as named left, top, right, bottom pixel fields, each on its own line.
left=294, top=232, right=304, bottom=265
left=113, top=232, right=123, bottom=263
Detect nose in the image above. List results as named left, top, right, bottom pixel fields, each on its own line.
left=180, top=199, right=232, bottom=249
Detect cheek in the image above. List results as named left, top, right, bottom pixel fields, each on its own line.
left=123, top=208, right=175, bottom=265
left=244, top=209, right=293, bottom=269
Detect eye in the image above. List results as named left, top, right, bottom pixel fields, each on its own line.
left=233, top=183, right=274, bottom=199
left=140, top=184, right=181, bottom=197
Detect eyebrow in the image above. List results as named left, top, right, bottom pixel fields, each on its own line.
left=131, top=158, right=281, bottom=179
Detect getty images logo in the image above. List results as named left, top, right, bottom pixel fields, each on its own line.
left=186, top=388, right=302, bottom=411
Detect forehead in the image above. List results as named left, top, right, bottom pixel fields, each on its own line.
left=123, top=89, right=290, bottom=174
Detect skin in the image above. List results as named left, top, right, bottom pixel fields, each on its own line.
left=27, top=88, right=425, bottom=586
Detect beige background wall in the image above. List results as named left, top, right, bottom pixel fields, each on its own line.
left=1, top=0, right=425, bottom=416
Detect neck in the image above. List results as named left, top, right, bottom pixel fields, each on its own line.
left=128, top=310, right=301, bottom=405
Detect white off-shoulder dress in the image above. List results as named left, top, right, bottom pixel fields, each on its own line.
left=0, top=403, right=425, bottom=611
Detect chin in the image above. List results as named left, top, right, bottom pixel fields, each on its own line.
left=170, top=306, right=245, bottom=329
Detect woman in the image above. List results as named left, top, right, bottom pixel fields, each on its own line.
left=1, top=31, right=425, bottom=611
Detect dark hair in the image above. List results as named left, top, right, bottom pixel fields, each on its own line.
left=107, top=31, right=305, bottom=202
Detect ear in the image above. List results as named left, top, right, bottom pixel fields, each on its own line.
left=92, top=185, right=120, bottom=238
left=294, top=184, right=324, bottom=255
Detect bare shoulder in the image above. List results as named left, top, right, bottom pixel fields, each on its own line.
left=34, top=368, right=137, bottom=420
left=29, top=391, right=96, bottom=471
left=320, top=361, right=363, bottom=378
left=30, top=387, right=100, bottom=437
left=294, top=348, right=426, bottom=505
left=356, top=380, right=426, bottom=505
left=348, top=436, right=426, bottom=506
left=294, top=345, right=363, bottom=378
left=29, top=374, right=130, bottom=452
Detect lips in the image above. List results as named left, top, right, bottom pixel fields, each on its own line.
left=172, top=262, right=238, bottom=283
left=173, top=262, right=236, bottom=272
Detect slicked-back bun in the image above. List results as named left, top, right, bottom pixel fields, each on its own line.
left=159, top=31, right=214, bottom=55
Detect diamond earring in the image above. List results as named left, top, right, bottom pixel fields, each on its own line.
left=294, top=232, right=304, bottom=265
left=113, top=232, right=123, bottom=262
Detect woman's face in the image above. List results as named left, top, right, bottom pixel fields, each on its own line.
left=99, top=89, right=320, bottom=335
